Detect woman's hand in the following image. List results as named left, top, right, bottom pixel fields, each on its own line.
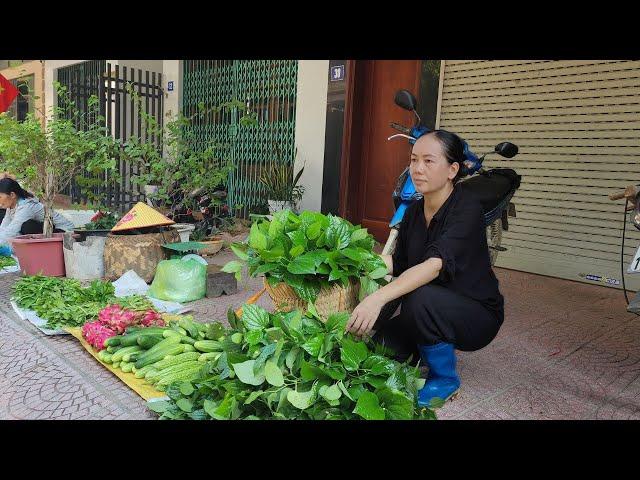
left=346, top=292, right=386, bottom=337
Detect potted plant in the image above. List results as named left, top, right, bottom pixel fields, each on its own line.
left=123, top=90, right=257, bottom=222
left=258, top=155, right=305, bottom=214
left=0, top=83, right=121, bottom=276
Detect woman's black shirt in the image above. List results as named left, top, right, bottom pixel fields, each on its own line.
left=391, top=185, right=504, bottom=321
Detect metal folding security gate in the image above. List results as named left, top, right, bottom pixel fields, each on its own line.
left=437, top=60, right=640, bottom=291
left=182, top=60, right=298, bottom=216
left=57, top=61, right=163, bottom=212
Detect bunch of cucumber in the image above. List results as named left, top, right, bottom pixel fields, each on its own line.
left=96, top=317, right=224, bottom=391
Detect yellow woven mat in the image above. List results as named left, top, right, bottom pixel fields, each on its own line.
left=65, top=327, right=167, bottom=401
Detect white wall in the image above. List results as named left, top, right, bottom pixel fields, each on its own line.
left=162, top=60, right=181, bottom=121
left=117, top=60, right=163, bottom=75
left=294, top=60, right=329, bottom=213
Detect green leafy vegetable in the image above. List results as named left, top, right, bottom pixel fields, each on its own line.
left=224, top=210, right=388, bottom=311
left=0, top=257, right=17, bottom=269
left=147, top=304, right=435, bottom=421
left=11, top=275, right=153, bottom=329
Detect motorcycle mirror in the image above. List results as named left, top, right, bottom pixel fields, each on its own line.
left=394, top=89, right=418, bottom=111
left=494, top=142, right=518, bottom=158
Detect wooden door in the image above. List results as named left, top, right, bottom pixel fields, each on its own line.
left=342, top=60, right=422, bottom=243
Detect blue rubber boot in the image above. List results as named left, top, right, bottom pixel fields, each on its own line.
left=417, top=342, right=461, bottom=408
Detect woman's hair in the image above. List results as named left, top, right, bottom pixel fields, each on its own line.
left=0, top=178, right=34, bottom=199
left=427, top=129, right=470, bottom=184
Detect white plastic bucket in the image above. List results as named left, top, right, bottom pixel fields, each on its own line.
left=171, top=223, right=195, bottom=242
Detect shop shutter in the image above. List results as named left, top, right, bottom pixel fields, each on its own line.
left=438, top=60, right=640, bottom=291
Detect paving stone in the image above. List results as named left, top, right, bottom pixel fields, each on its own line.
left=63, top=405, right=79, bottom=415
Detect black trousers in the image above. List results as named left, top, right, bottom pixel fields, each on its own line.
left=372, top=284, right=503, bottom=364
left=20, top=219, right=65, bottom=235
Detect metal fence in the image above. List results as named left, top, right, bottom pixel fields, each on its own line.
left=99, top=63, right=163, bottom=211
left=56, top=61, right=163, bottom=212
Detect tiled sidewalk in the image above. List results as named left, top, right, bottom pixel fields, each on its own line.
left=0, top=250, right=271, bottom=420
left=2, top=248, right=639, bottom=420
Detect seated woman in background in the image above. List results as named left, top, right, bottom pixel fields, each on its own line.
left=0, top=177, right=75, bottom=256
left=0, top=171, right=15, bottom=224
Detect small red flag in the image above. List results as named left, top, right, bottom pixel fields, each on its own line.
left=0, top=73, right=19, bottom=114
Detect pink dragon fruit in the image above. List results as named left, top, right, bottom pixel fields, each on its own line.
left=98, top=304, right=121, bottom=324
left=97, top=305, right=164, bottom=333
left=140, top=310, right=166, bottom=327
left=98, top=304, right=140, bottom=334
left=82, top=320, right=117, bottom=351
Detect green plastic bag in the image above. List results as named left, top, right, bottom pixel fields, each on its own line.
left=148, top=258, right=206, bottom=303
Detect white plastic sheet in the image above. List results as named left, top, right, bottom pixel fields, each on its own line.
left=11, top=301, right=68, bottom=335
left=0, top=256, right=20, bottom=275
left=112, top=270, right=185, bottom=314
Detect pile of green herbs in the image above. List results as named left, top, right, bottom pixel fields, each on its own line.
left=0, top=256, right=17, bottom=269
left=223, top=210, right=388, bottom=303
left=148, top=304, right=435, bottom=420
left=12, top=275, right=154, bottom=330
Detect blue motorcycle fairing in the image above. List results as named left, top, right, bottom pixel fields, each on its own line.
left=390, top=202, right=409, bottom=228
left=400, top=170, right=419, bottom=201
left=409, top=125, right=430, bottom=144
left=462, top=143, right=482, bottom=175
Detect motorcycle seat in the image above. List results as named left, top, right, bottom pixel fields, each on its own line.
left=458, top=168, right=521, bottom=216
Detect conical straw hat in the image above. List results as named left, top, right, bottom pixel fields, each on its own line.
left=111, top=202, right=175, bottom=232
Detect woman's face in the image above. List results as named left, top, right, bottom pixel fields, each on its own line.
left=409, top=134, right=459, bottom=195
left=0, top=192, right=17, bottom=209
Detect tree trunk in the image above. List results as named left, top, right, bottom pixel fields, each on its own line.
left=43, top=170, right=56, bottom=238
left=43, top=203, right=54, bottom=238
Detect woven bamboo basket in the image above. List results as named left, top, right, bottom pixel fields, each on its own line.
left=198, top=237, right=224, bottom=256
left=263, top=277, right=360, bottom=321
left=103, top=230, right=180, bottom=283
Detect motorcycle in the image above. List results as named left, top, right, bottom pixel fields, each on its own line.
left=609, top=184, right=640, bottom=314
left=382, top=89, right=522, bottom=267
